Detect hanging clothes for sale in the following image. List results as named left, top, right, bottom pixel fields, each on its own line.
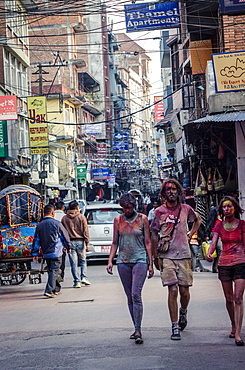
left=195, top=196, right=208, bottom=228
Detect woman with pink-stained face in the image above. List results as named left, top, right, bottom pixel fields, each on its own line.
left=207, top=196, right=245, bottom=346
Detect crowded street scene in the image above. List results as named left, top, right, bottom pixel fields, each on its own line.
left=0, top=0, right=245, bottom=369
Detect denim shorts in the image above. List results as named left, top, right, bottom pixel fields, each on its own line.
left=159, top=258, right=193, bottom=287
left=218, top=263, right=245, bottom=282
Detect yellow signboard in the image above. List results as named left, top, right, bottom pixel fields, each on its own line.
left=212, top=50, right=245, bottom=93
left=190, top=39, right=212, bottom=75
left=27, top=96, right=49, bottom=155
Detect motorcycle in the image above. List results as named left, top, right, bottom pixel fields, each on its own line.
left=0, top=185, right=43, bottom=285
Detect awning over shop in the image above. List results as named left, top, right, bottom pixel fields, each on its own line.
left=155, top=109, right=180, bottom=128
left=194, top=111, right=245, bottom=124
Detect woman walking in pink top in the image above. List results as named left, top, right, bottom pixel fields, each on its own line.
left=207, top=196, right=245, bottom=346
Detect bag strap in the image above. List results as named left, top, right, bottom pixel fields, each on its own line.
left=169, top=205, right=182, bottom=238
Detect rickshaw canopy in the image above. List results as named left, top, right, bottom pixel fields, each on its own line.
left=0, top=185, right=42, bottom=227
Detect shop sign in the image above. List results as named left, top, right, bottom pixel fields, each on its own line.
left=154, top=96, right=164, bottom=122
left=219, top=0, right=245, bottom=15
left=166, top=132, right=175, bottom=144
left=27, top=96, right=49, bottom=155
left=190, top=40, right=212, bottom=75
left=97, top=143, right=107, bottom=158
left=0, top=121, right=8, bottom=157
left=0, top=95, right=17, bottom=120
left=81, top=123, right=102, bottom=135
left=77, top=164, right=87, bottom=180
left=113, top=133, right=128, bottom=151
left=124, top=2, right=180, bottom=32
left=108, top=174, right=115, bottom=188
left=212, top=50, right=245, bottom=93
left=92, top=168, right=110, bottom=180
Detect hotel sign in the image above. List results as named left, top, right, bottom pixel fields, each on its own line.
left=124, top=2, right=180, bottom=33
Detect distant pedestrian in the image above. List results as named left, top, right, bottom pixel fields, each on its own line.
left=207, top=196, right=245, bottom=346
left=54, top=201, right=66, bottom=221
left=107, top=193, right=154, bottom=344
left=148, top=199, right=160, bottom=224
left=62, top=200, right=91, bottom=288
left=32, top=204, right=71, bottom=298
left=151, top=179, right=201, bottom=340
left=54, top=201, right=66, bottom=281
left=205, top=205, right=222, bottom=273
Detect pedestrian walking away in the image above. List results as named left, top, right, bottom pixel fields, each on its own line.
left=31, top=204, right=71, bottom=298
left=62, top=200, right=90, bottom=288
left=54, top=201, right=66, bottom=281
left=206, top=196, right=245, bottom=346
left=151, top=178, right=202, bottom=340
left=106, top=193, right=154, bottom=344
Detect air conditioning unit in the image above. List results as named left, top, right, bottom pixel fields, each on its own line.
left=206, top=60, right=216, bottom=100
left=179, top=110, right=189, bottom=126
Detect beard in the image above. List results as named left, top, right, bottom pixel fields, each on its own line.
left=166, top=194, right=178, bottom=203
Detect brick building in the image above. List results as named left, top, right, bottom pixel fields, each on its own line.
left=158, top=0, right=245, bottom=218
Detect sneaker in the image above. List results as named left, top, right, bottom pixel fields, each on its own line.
left=73, top=283, right=81, bottom=288
left=44, top=292, right=54, bottom=298
left=135, top=334, right=144, bottom=344
left=81, top=278, right=91, bottom=286
left=171, top=326, right=181, bottom=340
left=178, top=309, right=187, bottom=331
left=54, top=291, right=62, bottom=295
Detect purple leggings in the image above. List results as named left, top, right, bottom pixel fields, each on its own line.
left=117, top=262, right=148, bottom=333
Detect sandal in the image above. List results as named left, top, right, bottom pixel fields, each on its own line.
left=235, top=339, right=244, bottom=346
left=135, top=334, right=143, bottom=344
left=130, top=332, right=136, bottom=339
left=229, top=332, right=235, bottom=338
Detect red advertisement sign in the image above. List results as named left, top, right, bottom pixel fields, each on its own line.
left=97, top=143, right=107, bottom=158
left=154, top=96, right=164, bottom=122
left=0, top=95, right=17, bottom=120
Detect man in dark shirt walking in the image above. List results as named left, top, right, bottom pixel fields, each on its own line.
left=32, top=204, right=71, bottom=298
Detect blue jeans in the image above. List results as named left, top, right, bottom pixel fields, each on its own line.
left=45, top=257, right=62, bottom=294
left=117, top=262, right=148, bottom=333
left=68, top=241, right=87, bottom=283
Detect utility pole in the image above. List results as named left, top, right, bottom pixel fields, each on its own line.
left=31, top=52, right=68, bottom=95
left=31, top=53, right=69, bottom=201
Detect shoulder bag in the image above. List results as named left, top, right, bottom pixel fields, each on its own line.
left=194, top=167, right=207, bottom=196
left=157, top=205, right=181, bottom=253
left=213, top=168, right=225, bottom=192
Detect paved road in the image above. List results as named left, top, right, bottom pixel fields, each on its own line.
left=0, top=260, right=244, bottom=369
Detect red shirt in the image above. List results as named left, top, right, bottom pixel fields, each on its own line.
left=213, top=220, right=245, bottom=266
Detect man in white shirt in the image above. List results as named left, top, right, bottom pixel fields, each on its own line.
left=54, top=201, right=66, bottom=221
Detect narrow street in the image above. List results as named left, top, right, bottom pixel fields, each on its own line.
left=0, top=261, right=244, bottom=370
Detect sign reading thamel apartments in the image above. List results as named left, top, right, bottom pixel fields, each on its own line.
left=27, top=96, right=49, bottom=155
left=124, top=2, right=180, bottom=32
